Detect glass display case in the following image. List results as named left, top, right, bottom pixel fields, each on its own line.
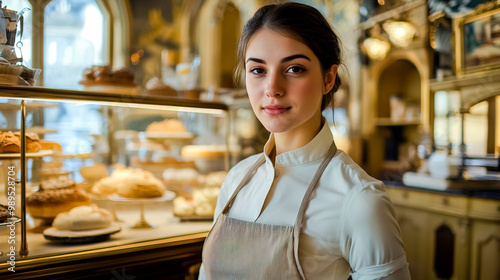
left=0, top=86, right=231, bottom=279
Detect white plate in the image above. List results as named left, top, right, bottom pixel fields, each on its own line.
left=43, top=224, right=121, bottom=243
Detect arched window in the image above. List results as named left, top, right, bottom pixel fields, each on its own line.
left=2, top=0, right=128, bottom=88
left=43, top=0, right=107, bottom=89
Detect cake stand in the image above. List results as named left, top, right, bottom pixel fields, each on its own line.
left=109, top=191, right=176, bottom=229
left=0, top=215, right=21, bottom=226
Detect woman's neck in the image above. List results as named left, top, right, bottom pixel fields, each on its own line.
left=270, top=117, right=324, bottom=164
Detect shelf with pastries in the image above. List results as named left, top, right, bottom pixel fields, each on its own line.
left=0, top=85, right=231, bottom=278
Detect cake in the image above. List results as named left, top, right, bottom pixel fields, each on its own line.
left=52, top=204, right=113, bottom=231
left=162, top=168, right=201, bottom=187
left=145, top=119, right=187, bottom=132
left=145, top=77, right=177, bottom=97
left=0, top=204, right=11, bottom=222
left=91, top=167, right=166, bottom=198
left=27, top=177, right=91, bottom=219
left=80, top=65, right=136, bottom=86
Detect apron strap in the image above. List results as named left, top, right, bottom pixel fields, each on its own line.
left=221, top=154, right=266, bottom=215
left=293, top=141, right=337, bottom=279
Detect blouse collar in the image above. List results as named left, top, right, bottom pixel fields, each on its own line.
left=263, top=120, right=334, bottom=167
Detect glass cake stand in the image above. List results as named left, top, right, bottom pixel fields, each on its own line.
left=109, top=191, right=176, bottom=229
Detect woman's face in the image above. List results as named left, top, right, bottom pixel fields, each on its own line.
left=245, top=29, right=336, bottom=135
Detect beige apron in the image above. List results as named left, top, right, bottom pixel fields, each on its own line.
left=202, top=142, right=337, bottom=280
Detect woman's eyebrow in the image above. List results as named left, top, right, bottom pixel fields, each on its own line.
left=246, top=54, right=311, bottom=65
left=281, top=54, right=311, bottom=63
left=246, top=57, right=265, bottom=64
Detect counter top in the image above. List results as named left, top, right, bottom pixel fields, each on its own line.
left=384, top=180, right=500, bottom=200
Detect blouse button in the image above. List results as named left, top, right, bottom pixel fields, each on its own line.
left=275, top=168, right=280, bottom=178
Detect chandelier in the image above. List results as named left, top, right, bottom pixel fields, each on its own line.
left=382, top=20, right=416, bottom=48
left=362, top=37, right=391, bottom=60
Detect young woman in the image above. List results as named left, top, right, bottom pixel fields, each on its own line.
left=199, top=3, right=411, bottom=279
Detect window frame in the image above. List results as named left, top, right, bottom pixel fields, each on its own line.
left=25, top=0, right=130, bottom=86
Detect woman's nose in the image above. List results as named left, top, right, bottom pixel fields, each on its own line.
left=264, top=72, right=284, bottom=97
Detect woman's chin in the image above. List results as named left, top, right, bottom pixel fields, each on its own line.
left=261, top=122, right=290, bottom=134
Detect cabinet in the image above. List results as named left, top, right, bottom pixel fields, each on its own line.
left=469, top=198, right=500, bottom=280
left=386, top=186, right=500, bottom=280
left=395, top=206, right=430, bottom=279
left=0, top=86, right=231, bottom=278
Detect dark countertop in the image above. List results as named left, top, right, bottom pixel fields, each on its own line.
left=384, top=180, right=500, bottom=200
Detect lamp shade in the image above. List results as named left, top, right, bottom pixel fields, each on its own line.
left=383, top=20, right=416, bottom=48
left=362, top=37, right=391, bottom=60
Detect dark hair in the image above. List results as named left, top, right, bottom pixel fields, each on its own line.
left=236, top=2, right=343, bottom=111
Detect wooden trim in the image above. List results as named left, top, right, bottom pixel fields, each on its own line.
left=0, top=232, right=208, bottom=279
left=487, top=97, right=496, bottom=154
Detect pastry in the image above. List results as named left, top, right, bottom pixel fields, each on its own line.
left=195, top=203, right=215, bottom=216
left=181, top=145, right=227, bottom=158
left=145, top=77, right=177, bottom=97
left=203, top=171, right=227, bottom=188
left=27, top=176, right=90, bottom=219
left=192, top=187, right=220, bottom=207
left=0, top=204, right=11, bottom=222
left=80, top=65, right=136, bottom=86
left=173, top=197, right=195, bottom=216
left=52, top=204, right=112, bottom=231
left=117, top=180, right=165, bottom=198
left=115, top=168, right=165, bottom=198
left=146, top=119, right=186, bottom=132
left=21, top=131, right=42, bottom=153
left=39, top=139, right=62, bottom=151
left=173, top=186, right=220, bottom=217
left=162, top=168, right=201, bottom=187
left=79, top=163, right=108, bottom=184
left=91, top=177, right=118, bottom=197
left=0, top=131, right=21, bottom=153
left=0, top=131, right=42, bottom=153
left=112, top=68, right=135, bottom=85
left=91, top=167, right=166, bottom=198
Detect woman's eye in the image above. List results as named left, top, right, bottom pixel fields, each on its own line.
left=287, top=66, right=305, bottom=74
left=249, top=68, right=265, bottom=75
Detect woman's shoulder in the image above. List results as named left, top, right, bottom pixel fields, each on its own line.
left=327, top=149, right=385, bottom=193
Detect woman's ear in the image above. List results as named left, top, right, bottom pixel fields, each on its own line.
left=324, top=64, right=338, bottom=94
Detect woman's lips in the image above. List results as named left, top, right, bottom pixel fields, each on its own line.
left=263, top=105, right=290, bottom=115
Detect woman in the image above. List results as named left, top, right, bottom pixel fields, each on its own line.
left=199, top=3, right=411, bottom=279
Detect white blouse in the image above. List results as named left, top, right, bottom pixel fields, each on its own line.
left=200, top=122, right=410, bottom=280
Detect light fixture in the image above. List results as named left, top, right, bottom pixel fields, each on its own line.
left=362, top=37, right=391, bottom=60
left=382, top=20, right=416, bottom=48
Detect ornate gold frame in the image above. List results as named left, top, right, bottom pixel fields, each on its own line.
left=453, top=2, right=500, bottom=76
